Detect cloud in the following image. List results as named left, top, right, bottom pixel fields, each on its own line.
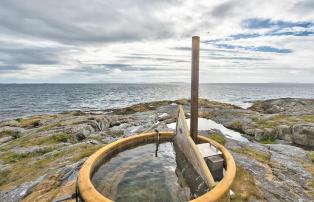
left=0, top=0, right=313, bottom=83
left=214, top=44, right=292, bottom=53
left=0, top=0, right=179, bottom=45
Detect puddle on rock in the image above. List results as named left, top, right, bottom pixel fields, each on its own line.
left=92, top=142, right=208, bottom=202
left=167, top=118, right=248, bottom=142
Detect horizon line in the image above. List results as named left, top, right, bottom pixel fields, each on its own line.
left=0, top=82, right=314, bottom=84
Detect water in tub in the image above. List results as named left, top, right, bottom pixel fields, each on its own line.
left=92, top=141, right=208, bottom=202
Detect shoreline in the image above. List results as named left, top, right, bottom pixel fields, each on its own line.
left=0, top=98, right=313, bottom=201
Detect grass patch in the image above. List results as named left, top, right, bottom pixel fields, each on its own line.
left=0, top=147, right=54, bottom=164
left=252, top=114, right=301, bottom=130
left=231, top=166, right=263, bottom=201
left=20, top=118, right=41, bottom=128
left=0, top=143, right=96, bottom=190
left=71, top=111, right=85, bottom=116
left=260, top=136, right=276, bottom=144
left=108, top=130, right=124, bottom=137
left=22, top=174, right=61, bottom=202
left=307, top=151, right=314, bottom=163
left=300, top=115, right=314, bottom=123
left=88, top=135, right=105, bottom=143
left=37, top=122, right=62, bottom=132
left=115, top=100, right=172, bottom=114
left=230, top=120, right=242, bottom=131
left=199, top=111, right=213, bottom=119
left=20, top=132, right=77, bottom=147
left=71, top=144, right=102, bottom=162
left=210, top=133, right=226, bottom=145
left=232, top=147, right=271, bottom=164
left=0, top=130, right=20, bottom=139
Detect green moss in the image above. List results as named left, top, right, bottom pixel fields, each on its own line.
left=0, top=130, right=20, bottom=139
left=231, top=166, right=263, bottom=201
left=20, top=118, right=41, bottom=128
left=37, top=122, right=62, bottom=132
left=199, top=111, right=213, bottom=119
left=14, top=118, right=22, bottom=122
left=71, top=144, right=102, bottom=162
left=230, top=120, right=242, bottom=130
left=50, top=133, right=77, bottom=144
left=87, top=136, right=105, bottom=143
left=20, top=132, right=77, bottom=147
left=1, top=147, right=54, bottom=164
left=72, top=111, right=85, bottom=116
left=300, top=115, right=314, bottom=123
left=108, top=130, right=124, bottom=137
left=0, top=143, right=99, bottom=190
left=210, top=133, right=226, bottom=145
left=232, top=147, right=271, bottom=164
left=252, top=115, right=302, bottom=130
left=260, top=136, right=276, bottom=144
left=307, top=152, right=314, bottom=163
left=116, top=100, right=171, bottom=114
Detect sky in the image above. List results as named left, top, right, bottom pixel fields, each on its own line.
left=0, top=0, right=314, bottom=83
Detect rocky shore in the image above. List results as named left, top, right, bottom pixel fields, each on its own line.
left=0, top=98, right=313, bottom=201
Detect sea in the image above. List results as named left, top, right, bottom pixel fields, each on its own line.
left=0, top=83, right=313, bottom=120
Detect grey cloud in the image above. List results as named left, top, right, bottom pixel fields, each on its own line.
left=0, top=0, right=180, bottom=45
left=210, top=0, right=238, bottom=19
left=120, top=55, right=189, bottom=63
left=294, top=0, right=314, bottom=13
left=0, top=65, right=25, bottom=72
left=0, top=47, right=62, bottom=65
left=68, top=63, right=185, bottom=74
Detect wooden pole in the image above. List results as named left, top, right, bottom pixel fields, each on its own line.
left=190, top=36, right=200, bottom=143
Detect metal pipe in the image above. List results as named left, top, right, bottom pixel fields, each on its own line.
left=190, top=36, right=200, bottom=143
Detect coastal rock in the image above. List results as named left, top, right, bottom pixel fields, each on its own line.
left=12, top=146, right=52, bottom=156
left=268, top=144, right=308, bottom=160
left=230, top=141, right=313, bottom=202
left=292, top=124, right=314, bottom=147
left=0, top=175, right=46, bottom=202
left=0, top=136, right=14, bottom=145
left=70, top=124, right=95, bottom=138
left=0, top=120, right=20, bottom=127
left=254, top=129, right=265, bottom=141
left=277, top=125, right=292, bottom=142
left=249, top=98, right=314, bottom=115
left=264, top=128, right=277, bottom=139
left=58, top=158, right=87, bottom=184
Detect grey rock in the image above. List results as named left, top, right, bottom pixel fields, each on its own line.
left=0, top=175, right=46, bottom=202
left=0, top=160, right=11, bottom=172
left=0, top=120, right=20, bottom=127
left=243, top=128, right=255, bottom=136
left=264, top=128, right=277, bottom=139
left=233, top=152, right=312, bottom=202
left=277, top=125, right=292, bottom=142
left=0, top=136, right=14, bottom=145
left=269, top=144, right=308, bottom=160
left=254, top=129, right=265, bottom=141
left=71, top=124, right=95, bottom=138
left=58, top=158, right=87, bottom=185
left=249, top=98, right=314, bottom=115
left=12, top=146, right=52, bottom=156
left=292, top=124, right=314, bottom=147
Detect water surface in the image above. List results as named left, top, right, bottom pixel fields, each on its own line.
left=1, top=83, right=313, bottom=120
left=92, top=142, right=208, bottom=202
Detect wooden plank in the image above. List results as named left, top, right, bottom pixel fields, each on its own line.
left=190, top=36, right=200, bottom=143
left=197, top=143, right=222, bottom=158
left=175, top=105, right=215, bottom=188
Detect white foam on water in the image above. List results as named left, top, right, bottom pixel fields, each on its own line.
left=167, top=118, right=248, bottom=142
